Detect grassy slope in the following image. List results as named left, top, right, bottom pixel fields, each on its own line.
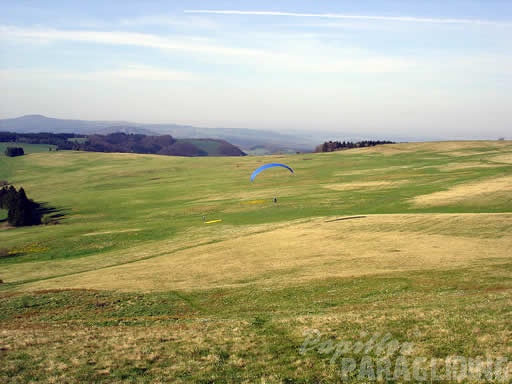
left=0, top=141, right=511, bottom=383
left=1, top=141, right=510, bottom=265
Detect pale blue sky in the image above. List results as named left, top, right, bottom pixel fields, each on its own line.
left=1, top=1, right=511, bottom=138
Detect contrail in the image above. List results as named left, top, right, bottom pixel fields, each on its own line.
left=184, top=9, right=505, bottom=25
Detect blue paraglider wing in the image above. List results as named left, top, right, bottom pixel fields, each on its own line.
left=250, top=163, right=294, bottom=182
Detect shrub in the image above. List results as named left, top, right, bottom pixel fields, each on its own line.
left=5, top=147, right=25, bottom=157
left=0, top=186, right=41, bottom=226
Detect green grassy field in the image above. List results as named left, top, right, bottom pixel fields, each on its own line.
left=0, top=142, right=57, bottom=155
left=0, top=141, right=511, bottom=383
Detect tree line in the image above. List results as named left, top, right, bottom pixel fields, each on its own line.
left=83, top=132, right=178, bottom=154
left=75, top=133, right=246, bottom=156
left=315, top=140, right=395, bottom=153
left=0, top=186, right=41, bottom=226
left=0, top=131, right=246, bottom=157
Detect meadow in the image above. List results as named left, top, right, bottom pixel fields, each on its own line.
left=0, top=141, right=511, bottom=383
left=0, top=142, right=57, bottom=155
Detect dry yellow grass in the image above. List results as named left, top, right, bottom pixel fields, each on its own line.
left=323, top=180, right=405, bottom=191
left=353, top=140, right=511, bottom=156
left=334, top=165, right=411, bottom=176
left=241, top=199, right=267, bottom=205
left=491, top=153, right=512, bottom=164
left=0, top=319, right=255, bottom=382
left=82, top=229, right=142, bottom=236
left=411, top=175, right=512, bottom=206
left=1, top=220, right=307, bottom=285
left=15, top=214, right=512, bottom=293
left=439, top=162, right=501, bottom=171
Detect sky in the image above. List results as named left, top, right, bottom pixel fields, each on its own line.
left=1, top=0, right=511, bottom=139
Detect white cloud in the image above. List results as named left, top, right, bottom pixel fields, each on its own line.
left=261, top=53, right=413, bottom=73
left=0, top=25, right=414, bottom=74
left=0, top=26, right=266, bottom=57
left=2, top=23, right=510, bottom=78
left=0, top=65, right=200, bottom=82
left=119, top=15, right=219, bottom=30
left=184, top=9, right=511, bottom=26
left=101, top=65, right=200, bottom=81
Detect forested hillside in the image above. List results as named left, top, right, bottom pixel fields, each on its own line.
left=0, top=132, right=246, bottom=157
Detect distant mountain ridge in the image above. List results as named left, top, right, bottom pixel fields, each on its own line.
left=0, top=115, right=134, bottom=134
left=0, top=115, right=317, bottom=153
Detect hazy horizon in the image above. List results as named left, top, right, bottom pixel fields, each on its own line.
left=1, top=1, right=511, bottom=139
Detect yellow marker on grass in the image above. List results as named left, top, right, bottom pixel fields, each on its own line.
left=205, top=219, right=222, bottom=224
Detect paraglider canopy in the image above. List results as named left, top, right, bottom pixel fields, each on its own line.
left=250, top=163, right=294, bottom=182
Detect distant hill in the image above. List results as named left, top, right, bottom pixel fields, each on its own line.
left=0, top=115, right=317, bottom=153
left=0, top=131, right=246, bottom=157
left=96, top=125, right=157, bottom=136
left=82, top=133, right=245, bottom=157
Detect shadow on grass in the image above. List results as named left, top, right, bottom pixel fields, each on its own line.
left=0, top=250, right=20, bottom=259
left=35, top=202, right=70, bottom=225
left=324, top=215, right=367, bottom=222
